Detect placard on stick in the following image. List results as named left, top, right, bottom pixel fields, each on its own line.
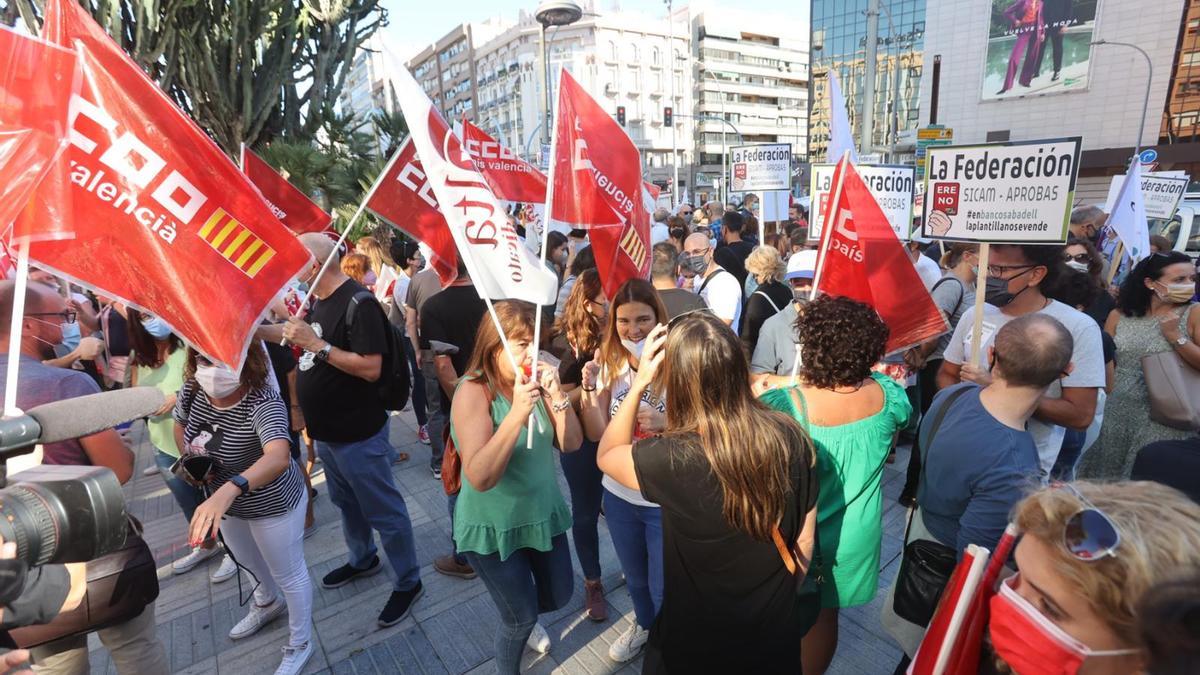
left=919, top=138, right=1080, bottom=365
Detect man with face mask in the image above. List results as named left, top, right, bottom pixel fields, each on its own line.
left=937, top=244, right=1105, bottom=479
left=681, top=232, right=743, bottom=333
left=750, top=249, right=816, bottom=392
left=267, top=233, right=424, bottom=629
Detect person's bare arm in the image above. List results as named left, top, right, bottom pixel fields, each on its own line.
left=80, top=429, right=133, bottom=484
left=1034, top=386, right=1098, bottom=432
left=189, top=437, right=292, bottom=544
left=282, top=316, right=382, bottom=382
left=255, top=323, right=285, bottom=344
left=937, top=360, right=962, bottom=390
left=795, top=505, right=818, bottom=578
left=406, top=306, right=421, bottom=355
left=453, top=378, right=539, bottom=491
left=434, top=354, right=459, bottom=398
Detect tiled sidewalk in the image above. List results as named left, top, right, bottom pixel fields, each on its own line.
left=83, top=409, right=910, bottom=674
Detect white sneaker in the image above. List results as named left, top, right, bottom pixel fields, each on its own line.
left=525, top=622, right=551, bottom=654
left=210, top=554, right=238, bottom=584
left=142, top=465, right=159, bottom=477
left=608, top=623, right=649, bottom=663
left=229, top=596, right=286, bottom=640
left=274, top=641, right=314, bottom=675
left=171, top=546, right=219, bottom=575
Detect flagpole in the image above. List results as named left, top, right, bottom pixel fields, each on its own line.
left=809, top=150, right=850, bottom=303
left=527, top=69, right=564, bottom=447
left=969, top=242, right=991, bottom=368
left=4, top=242, right=31, bottom=418
left=295, top=144, right=406, bottom=314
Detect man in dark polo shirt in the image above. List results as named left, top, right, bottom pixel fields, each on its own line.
left=278, top=233, right=422, bottom=627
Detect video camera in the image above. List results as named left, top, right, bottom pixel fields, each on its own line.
left=0, top=387, right=166, bottom=566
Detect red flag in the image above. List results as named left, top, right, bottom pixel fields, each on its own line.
left=0, top=27, right=80, bottom=236
left=460, top=118, right=547, bottom=204
left=364, top=138, right=458, bottom=286
left=815, top=157, right=947, bottom=353
left=549, top=70, right=650, bottom=298
left=20, top=0, right=312, bottom=371
left=240, top=145, right=332, bottom=234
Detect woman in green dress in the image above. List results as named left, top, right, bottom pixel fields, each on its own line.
left=449, top=300, right=583, bottom=674
left=759, top=295, right=912, bottom=675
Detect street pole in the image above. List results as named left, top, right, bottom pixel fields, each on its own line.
left=540, top=24, right=551, bottom=148
left=1091, top=40, right=1153, bottom=157
left=667, top=0, right=679, bottom=201
left=861, top=0, right=880, bottom=155
left=930, top=54, right=941, bottom=125
left=704, top=69, right=729, bottom=205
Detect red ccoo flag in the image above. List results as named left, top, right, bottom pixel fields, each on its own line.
left=19, top=0, right=313, bottom=371
left=0, top=27, right=80, bottom=237
left=548, top=69, right=651, bottom=298
left=460, top=118, right=547, bottom=204
left=815, top=157, right=948, bottom=353
left=240, top=145, right=332, bottom=234
left=364, top=138, right=459, bottom=286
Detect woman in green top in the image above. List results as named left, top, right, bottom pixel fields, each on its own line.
left=450, top=300, right=583, bottom=674
left=758, top=295, right=911, bottom=675
left=128, top=310, right=220, bottom=575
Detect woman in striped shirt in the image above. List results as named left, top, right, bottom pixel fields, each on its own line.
left=174, top=344, right=312, bottom=675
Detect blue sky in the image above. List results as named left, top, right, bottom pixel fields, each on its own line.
left=381, top=0, right=796, bottom=60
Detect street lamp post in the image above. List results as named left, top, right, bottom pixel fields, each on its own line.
left=700, top=67, right=730, bottom=204
left=666, top=0, right=679, bottom=201
left=535, top=1, right=583, bottom=157
left=1091, top=40, right=1153, bottom=158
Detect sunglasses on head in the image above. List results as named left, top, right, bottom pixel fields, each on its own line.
left=666, top=307, right=714, bottom=331
left=1056, top=483, right=1121, bottom=561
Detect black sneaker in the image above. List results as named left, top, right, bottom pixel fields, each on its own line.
left=431, top=464, right=442, bottom=480
left=321, top=556, right=382, bottom=589
left=378, top=581, right=424, bottom=627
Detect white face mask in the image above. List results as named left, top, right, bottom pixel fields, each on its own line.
left=621, top=337, right=646, bottom=359
left=1065, top=260, right=1090, bottom=273
left=195, top=364, right=242, bottom=398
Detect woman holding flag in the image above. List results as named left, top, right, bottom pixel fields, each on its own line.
left=579, top=279, right=670, bottom=663
left=759, top=295, right=911, bottom=675
left=449, top=300, right=582, bottom=672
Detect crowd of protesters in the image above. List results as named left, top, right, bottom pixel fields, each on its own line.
left=7, top=197, right=1200, bottom=675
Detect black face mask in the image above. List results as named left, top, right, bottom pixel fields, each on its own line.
left=984, top=268, right=1035, bottom=307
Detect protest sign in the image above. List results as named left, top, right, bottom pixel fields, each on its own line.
left=809, top=164, right=914, bottom=242
left=730, top=143, right=792, bottom=192
left=920, top=137, right=1081, bottom=243
left=1102, top=171, right=1189, bottom=221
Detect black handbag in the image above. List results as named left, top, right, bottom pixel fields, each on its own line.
left=892, top=386, right=969, bottom=627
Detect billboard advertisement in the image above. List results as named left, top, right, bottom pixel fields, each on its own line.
left=982, top=0, right=1100, bottom=101
left=920, top=137, right=1082, bottom=243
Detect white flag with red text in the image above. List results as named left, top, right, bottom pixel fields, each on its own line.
left=392, top=68, right=557, bottom=305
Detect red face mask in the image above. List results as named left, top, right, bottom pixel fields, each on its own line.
left=988, top=576, right=1137, bottom=675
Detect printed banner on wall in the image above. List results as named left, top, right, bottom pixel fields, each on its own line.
left=981, top=0, right=1101, bottom=101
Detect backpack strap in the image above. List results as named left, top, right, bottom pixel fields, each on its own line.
left=754, top=289, right=783, bottom=314
left=929, top=276, right=966, bottom=320
left=345, top=290, right=379, bottom=333
left=698, top=268, right=732, bottom=294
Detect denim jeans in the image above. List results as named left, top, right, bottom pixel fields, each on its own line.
left=559, top=440, right=603, bottom=580
left=1052, top=428, right=1087, bottom=481
left=154, top=450, right=205, bottom=524
left=603, top=489, right=663, bottom=629
left=465, top=534, right=574, bottom=675
left=403, top=337, right=427, bottom=427
left=420, top=352, right=445, bottom=469
left=316, top=422, right=420, bottom=591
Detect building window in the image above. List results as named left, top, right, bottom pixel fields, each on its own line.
left=652, top=47, right=661, bottom=66
left=1183, top=51, right=1200, bottom=67
left=609, top=41, right=618, bottom=61
left=628, top=43, right=639, bottom=62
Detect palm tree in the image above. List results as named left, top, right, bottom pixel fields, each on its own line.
left=372, top=109, right=408, bottom=157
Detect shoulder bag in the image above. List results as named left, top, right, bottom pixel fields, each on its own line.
left=892, top=386, right=970, bottom=627
left=1142, top=304, right=1200, bottom=431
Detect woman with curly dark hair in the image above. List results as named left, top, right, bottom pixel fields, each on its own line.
left=1078, top=251, right=1199, bottom=479
left=1063, top=235, right=1115, bottom=327
left=758, top=295, right=912, bottom=675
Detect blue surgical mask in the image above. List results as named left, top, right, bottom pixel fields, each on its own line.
left=141, top=316, right=172, bottom=340
left=59, top=321, right=81, bottom=352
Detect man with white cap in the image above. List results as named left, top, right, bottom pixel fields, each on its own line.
left=750, top=249, right=817, bottom=391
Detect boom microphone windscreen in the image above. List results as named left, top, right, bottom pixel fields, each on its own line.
left=27, top=386, right=166, bottom=444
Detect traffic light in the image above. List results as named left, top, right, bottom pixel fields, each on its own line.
left=616, top=105, right=626, bottom=126
left=663, top=106, right=673, bottom=127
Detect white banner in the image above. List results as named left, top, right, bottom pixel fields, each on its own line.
left=393, top=68, right=558, bottom=305
left=920, top=137, right=1081, bottom=243
left=1102, top=171, right=1190, bottom=221
left=730, top=143, right=792, bottom=192
left=810, top=164, right=915, bottom=241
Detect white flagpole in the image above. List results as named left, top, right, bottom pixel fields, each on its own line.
left=808, top=150, right=850, bottom=302
left=527, top=69, right=564, bottom=446
left=4, top=241, right=31, bottom=418
left=294, top=144, right=406, bottom=314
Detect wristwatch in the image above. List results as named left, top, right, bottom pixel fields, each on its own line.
left=1176, top=335, right=1190, bottom=347
left=314, top=342, right=333, bottom=362
left=230, top=475, right=250, bottom=495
